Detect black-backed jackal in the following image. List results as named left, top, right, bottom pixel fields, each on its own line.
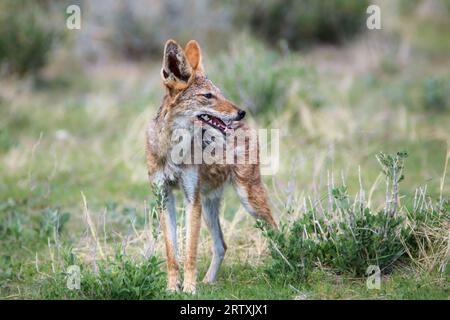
left=146, top=39, right=277, bottom=293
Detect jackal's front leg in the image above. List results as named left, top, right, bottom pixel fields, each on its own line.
left=181, top=171, right=202, bottom=293
left=183, top=189, right=202, bottom=293
left=158, top=188, right=179, bottom=292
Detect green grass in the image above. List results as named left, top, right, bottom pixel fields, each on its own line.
left=170, top=264, right=449, bottom=300
left=3, top=253, right=447, bottom=299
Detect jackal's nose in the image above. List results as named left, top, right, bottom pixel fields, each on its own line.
left=237, top=110, right=246, bottom=120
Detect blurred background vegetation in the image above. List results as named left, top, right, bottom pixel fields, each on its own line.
left=0, top=0, right=449, bottom=299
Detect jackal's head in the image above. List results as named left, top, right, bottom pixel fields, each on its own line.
left=160, top=39, right=245, bottom=135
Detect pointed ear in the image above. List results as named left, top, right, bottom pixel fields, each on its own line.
left=184, top=40, right=204, bottom=72
left=161, top=39, right=193, bottom=93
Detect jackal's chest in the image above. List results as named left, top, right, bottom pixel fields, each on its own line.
left=199, top=164, right=231, bottom=190
left=146, top=122, right=232, bottom=189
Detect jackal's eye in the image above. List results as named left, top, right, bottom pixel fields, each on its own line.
left=202, top=93, right=214, bottom=99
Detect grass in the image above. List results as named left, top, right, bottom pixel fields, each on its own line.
left=168, top=265, right=449, bottom=300
left=1, top=3, right=449, bottom=300
left=0, top=144, right=447, bottom=300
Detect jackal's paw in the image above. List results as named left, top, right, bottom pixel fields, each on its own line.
left=201, top=273, right=217, bottom=284
left=182, top=281, right=196, bottom=294
left=166, top=278, right=180, bottom=293
left=167, top=285, right=180, bottom=293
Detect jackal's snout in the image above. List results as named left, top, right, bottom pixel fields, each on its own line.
left=236, top=109, right=246, bottom=120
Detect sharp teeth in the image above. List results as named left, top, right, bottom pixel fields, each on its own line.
left=198, top=114, right=228, bottom=133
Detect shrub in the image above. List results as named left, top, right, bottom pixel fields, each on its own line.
left=258, top=192, right=407, bottom=278
left=258, top=151, right=448, bottom=279
left=34, top=194, right=166, bottom=299
left=38, top=248, right=166, bottom=300
left=0, top=1, right=60, bottom=76
left=231, top=0, right=369, bottom=50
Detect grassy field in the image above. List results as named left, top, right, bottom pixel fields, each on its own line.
left=0, top=1, right=449, bottom=300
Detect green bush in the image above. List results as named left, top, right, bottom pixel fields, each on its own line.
left=258, top=152, right=448, bottom=279
left=258, top=192, right=407, bottom=278
left=38, top=249, right=166, bottom=300
left=0, top=1, right=60, bottom=76
left=231, top=0, right=369, bottom=50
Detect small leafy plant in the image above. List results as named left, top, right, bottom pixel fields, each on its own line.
left=38, top=246, right=166, bottom=300
left=33, top=193, right=166, bottom=300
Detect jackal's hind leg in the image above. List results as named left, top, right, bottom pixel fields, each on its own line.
left=201, top=190, right=226, bottom=283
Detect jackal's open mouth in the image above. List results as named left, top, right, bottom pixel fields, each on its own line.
left=196, top=114, right=233, bottom=134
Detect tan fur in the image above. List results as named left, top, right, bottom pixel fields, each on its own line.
left=146, top=40, right=277, bottom=293
left=184, top=40, right=204, bottom=72
left=183, top=182, right=202, bottom=292
left=160, top=209, right=179, bottom=290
